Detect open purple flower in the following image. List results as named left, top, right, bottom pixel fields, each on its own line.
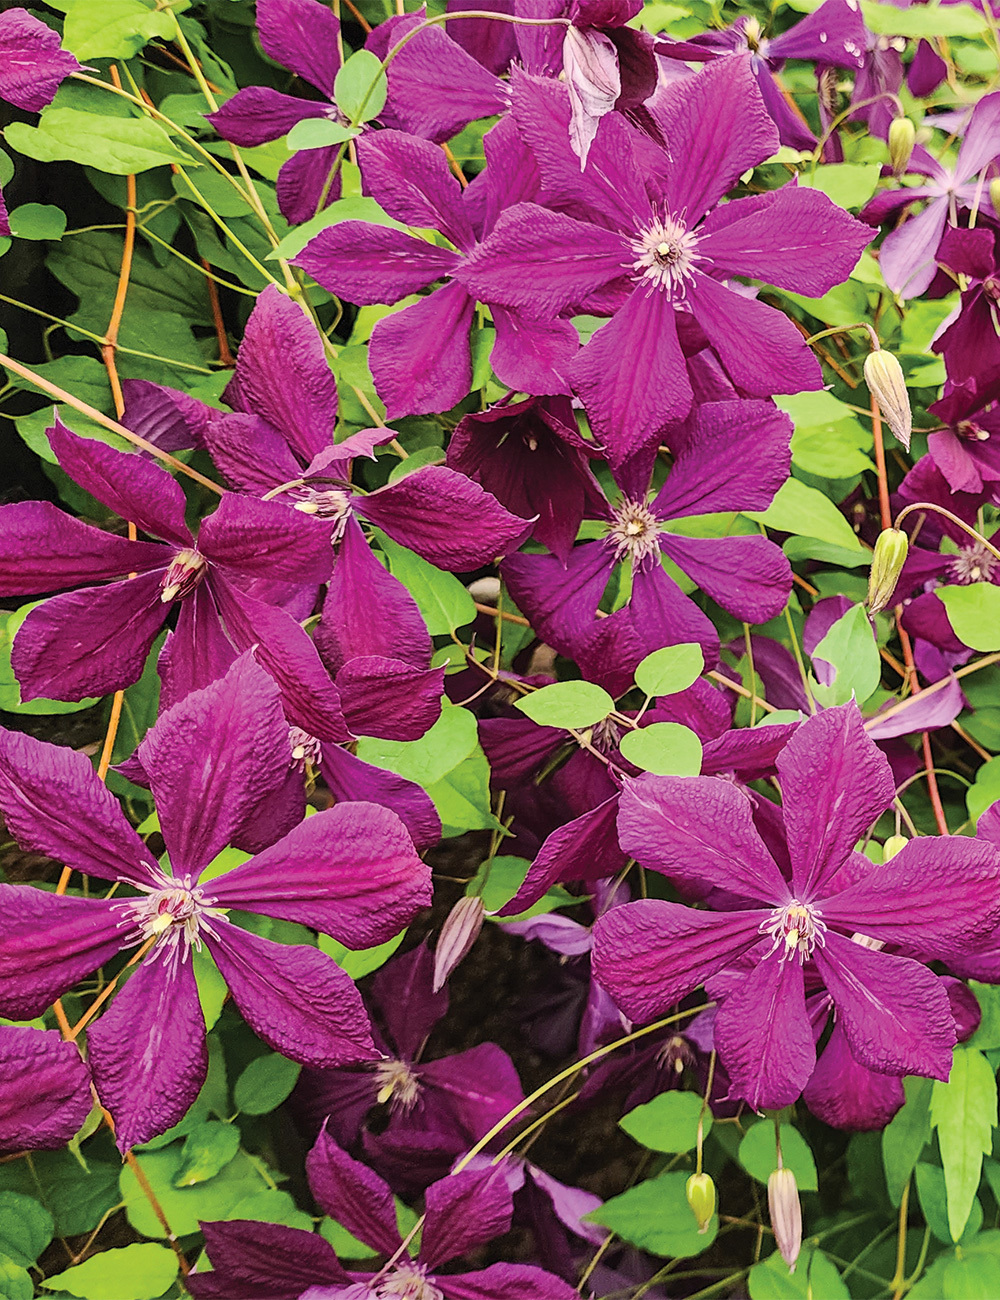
left=592, top=703, right=1000, bottom=1110
left=926, top=377, right=1000, bottom=494
left=0, top=8, right=81, bottom=111
left=0, top=655, right=432, bottom=1150
left=932, top=224, right=1000, bottom=389
left=459, top=59, right=872, bottom=464
left=0, top=1027, right=92, bottom=1155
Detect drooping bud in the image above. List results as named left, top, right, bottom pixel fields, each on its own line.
left=563, top=25, right=621, bottom=169
left=867, top=527, right=908, bottom=615
left=686, top=1172, right=716, bottom=1234
left=864, top=349, right=912, bottom=450
left=991, top=178, right=1000, bottom=220
left=882, top=834, right=908, bottom=861
left=888, top=116, right=916, bottom=176
left=432, top=895, right=486, bottom=993
left=160, top=548, right=208, bottom=603
left=768, top=1168, right=802, bottom=1273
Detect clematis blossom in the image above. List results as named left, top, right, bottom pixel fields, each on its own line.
left=0, top=655, right=432, bottom=1151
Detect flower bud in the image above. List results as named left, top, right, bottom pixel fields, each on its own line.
left=432, top=895, right=486, bottom=993
left=991, top=177, right=1000, bottom=221
left=686, top=1172, right=716, bottom=1234
left=160, top=547, right=208, bottom=603
left=888, top=116, right=916, bottom=176
left=882, top=833, right=908, bottom=861
left=864, top=349, right=912, bottom=450
left=867, top=527, right=908, bottom=614
left=768, top=1167, right=802, bottom=1273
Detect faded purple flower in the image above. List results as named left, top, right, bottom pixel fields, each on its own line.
left=0, top=1026, right=92, bottom=1154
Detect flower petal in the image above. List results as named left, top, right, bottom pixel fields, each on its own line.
left=657, top=532, right=792, bottom=623
left=0, top=8, right=80, bottom=111
left=192, top=1221, right=347, bottom=1299
left=369, top=283, right=476, bottom=419
left=305, top=1126, right=402, bottom=1256
left=199, top=492, right=333, bottom=586
left=802, top=1017, right=904, bottom=1131
left=157, top=582, right=240, bottom=714
left=714, top=955, right=814, bottom=1110
left=203, top=412, right=303, bottom=496
left=336, top=655, right=444, bottom=741
left=120, top=379, right=215, bottom=452
left=421, top=1166, right=513, bottom=1270
left=207, top=86, right=326, bottom=146
left=296, top=222, right=461, bottom=304
left=0, top=1027, right=92, bottom=1155
left=490, top=306, right=576, bottom=397
left=319, top=743, right=441, bottom=851
left=276, top=144, right=343, bottom=225
left=358, top=129, right=474, bottom=251
left=258, top=0, right=341, bottom=96
left=441, top=1265, right=579, bottom=1300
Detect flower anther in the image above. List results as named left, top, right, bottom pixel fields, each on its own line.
left=375, top=1265, right=444, bottom=1300
left=949, top=541, right=1000, bottom=585
left=374, top=1058, right=421, bottom=1111
left=160, top=548, right=208, bottom=603
left=119, top=870, right=227, bottom=966
left=760, top=900, right=827, bottom=963
left=606, top=499, right=661, bottom=567
left=630, top=216, right=700, bottom=296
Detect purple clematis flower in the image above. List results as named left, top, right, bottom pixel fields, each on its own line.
left=502, top=399, right=794, bottom=692
left=592, top=702, right=1000, bottom=1110
left=861, top=92, right=1000, bottom=297
left=0, top=8, right=81, bottom=111
left=925, top=377, right=1000, bottom=494
left=0, top=1026, right=93, bottom=1155
left=459, top=58, right=872, bottom=464
left=932, top=224, right=1000, bottom=389
left=0, top=182, right=9, bottom=239
left=206, top=0, right=346, bottom=223
left=0, top=655, right=432, bottom=1151
left=296, top=120, right=579, bottom=416
left=187, top=1130, right=580, bottom=1299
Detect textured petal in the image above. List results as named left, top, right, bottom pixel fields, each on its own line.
left=357, top=130, right=474, bottom=251
left=0, top=727, right=153, bottom=885
left=120, top=379, right=215, bottom=452
left=447, top=0, right=516, bottom=75
left=0, top=1027, right=92, bottom=1155
left=206, top=924, right=378, bottom=1067
left=714, top=955, right=814, bottom=1110
left=803, top=1018, right=904, bottom=1131
left=203, top=413, right=303, bottom=496
left=441, top=1265, right=579, bottom=1300
left=305, top=1133, right=401, bottom=1262
left=625, top=561, right=721, bottom=668
left=361, top=465, right=530, bottom=569
left=157, top=582, right=240, bottom=714
left=296, top=222, right=460, bottom=304
left=372, top=940, right=446, bottom=1059
left=490, top=306, right=576, bottom=396
left=501, top=541, right=613, bottom=658
left=194, top=1221, right=347, bottom=1298
left=369, top=283, right=475, bottom=418
left=617, top=774, right=788, bottom=902
left=878, top=198, right=949, bottom=299
left=319, top=743, right=441, bottom=851
left=591, top=900, right=764, bottom=1022
left=137, top=653, right=293, bottom=878
left=48, top=419, right=192, bottom=546
left=277, top=143, right=343, bottom=225
left=778, top=703, right=895, bottom=898
left=657, top=532, right=792, bottom=623
left=0, top=8, right=80, bottom=111
left=496, top=797, right=625, bottom=917
left=11, top=574, right=168, bottom=702
left=258, top=0, right=341, bottom=95
left=199, top=492, right=333, bottom=585
left=207, top=86, right=325, bottom=146
left=89, top=953, right=207, bottom=1151
left=814, top=934, right=955, bottom=1079
left=336, top=656, right=444, bottom=741
left=0, top=887, right=122, bottom=1019
left=421, top=1166, right=513, bottom=1269
left=210, top=802, right=432, bottom=948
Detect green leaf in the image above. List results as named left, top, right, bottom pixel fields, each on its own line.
left=967, top=757, right=1000, bottom=823
left=6, top=108, right=191, bottom=174
left=941, top=1250, right=1000, bottom=1299
left=42, top=1243, right=178, bottom=1299
left=6, top=203, right=66, bottom=240
left=748, top=1246, right=850, bottom=1299
left=739, top=1123, right=818, bottom=1191
left=286, top=118, right=359, bottom=151
left=466, top=855, right=577, bottom=919
left=809, top=603, right=881, bottom=708
left=334, top=49, right=388, bottom=123
left=0, top=1257, right=31, bottom=1300
left=233, top=1053, right=302, bottom=1116
left=619, top=1091, right=711, bottom=1153
left=931, top=1045, right=998, bottom=1240
left=376, top=533, right=475, bottom=635
left=0, top=606, right=99, bottom=714
left=514, top=680, right=615, bottom=729
left=586, top=1171, right=717, bottom=1256
left=798, top=162, right=881, bottom=209
left=882, top=1076, right=933, bottom=1206
left=861, top=0, right=986, bottom=36
left=0, top=1151, right=118, bottom=1238
left=424, top=744, right=497, bottom=837
left=970, top=983, right=1000, bottom=1051
left=938, top=584, right=1000, bottom=652
left=356, top=702, right=476, bottom=788
left=790, top=417, right=874, bottom=478
left=61, top=0, right=177, bottom=59
left=173, top=1122, right=241, bottom=1188
left=909, top=1232, right=1000, bottom=1298
left=269, top=195, right=405, bottom=261
left=0, top=1194, right=53, bottom=1268
left=320, top=1215, right=379, bottom=1259
left=914, top=1162, right=983, bottom=1245
left=120, top=1148, right=271, bottom=1238
left=744, top=478, right=864, bottom=553
left=634, top=643, right=703, bottom=697
left=618, top=723, right=703, bottom=776
left=319, top=930, right=406, bottom=980
left=226, top=1189, right=313, bottom=1233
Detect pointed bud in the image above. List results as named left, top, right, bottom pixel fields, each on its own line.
left=686, top=1173, right=716, bottom=1234
left=888, top=116, right=916, bottom=176
left=768, top=1168, right=802, bottom=1273
left=864, top=349, right=912, bottom=450
left=867, top=527, right=908, bottom=615
left=882, top=833, right=908, bottom=860
left=432, top=895, right=486, bottom=993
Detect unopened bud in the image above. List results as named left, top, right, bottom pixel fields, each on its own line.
left=432, top=895, right=486, bottom=993
left=864, top=349, right=912, bottom=450
left=992, top=178, right=1000, bottom=220
left=768, top=1167, right=802, bottom=1273
left=867, top=527, right=908, bottom=614
left=882, top=833, right=908, bottom=860
left=159, top=547, right=208, bottom=603
left=686, top=1172, right=716, bottom=1234
left=888, top=116, right=916, bottom=176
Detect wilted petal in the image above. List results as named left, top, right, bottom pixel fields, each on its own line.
left=421, top=1166, right=513, bottom=1270
left=319, top=743, right=441, bottom=851
left=369, top=283, right=476, bottom=419
left=563, top=26, right=620, bottom=168
left=496, top=797, right=625, bottom=917
left=714, top=955, right=814, bottom=1110
left=191, top=1220, right=348, bottom=1300
left=296, top=222, right=461, bottom=304
left=658, top=532, right=792, bottom=624
left=357, top=130, right=474, bottom=251
left=0, top=7, right=80, bottom=111
left=200, top=492, right=333, bottom=585
left=258, top=0, right=341, bottom=95
left=89, top=953, right=207, bottom=1151
left=336, top=655, right=444, bottom=741
left=0, top=1027, right=92, bottom=1155
left=803, top=1018, right=904, bottom=1131
left=305, top=1127, right=403, bottom=1256
left=207, top=86, right=327, bottom=146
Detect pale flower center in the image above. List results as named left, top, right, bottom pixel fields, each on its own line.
left=606, top=499, right=661, bottom=567
left=375, top=1059, right=421, bottom=1112
left=630, top=216, right=700, bottom=296
left=288, top=726, right=322, bottom=773
left=760, top=900, right=827, bottom=963
left=160, top=548, right=208, bottom=603
left=118, top=870, right=226, bottom=967
left=374, top=1265, right=444, bottom=1300
left=956, top=419, right=990, bottom=443
left=949, top=541, right=999, bottom=585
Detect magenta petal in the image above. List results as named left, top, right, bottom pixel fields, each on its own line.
left=157, top=583, right=239, bottom=713
left=440, top=1264, right=582, bottom=1300
left=306, top=1127, right=402, bottom=1256
left=626, top=561, right=721, bottom=669
left=319, top=743, right=441, bottom=851
left=258, top=0, right=341, bottom=95
left=591, top=900, right=764, bottom=1022
left=89, top=953, right=207, bottom=1152
left=0, top=1027, right=92, bottom=1155
left=206, top=924, right=378, bottom=1067
left=0, top=887, right=122, bottom=1019
left=204, top=413, right=302, bottom=496
left=878, top=198, right=949, bottom=299
left=120, top=380, right=215, bottom=452
left=369, top=284, right=476, bottom=419
left=199, top=493, right=332, bottom=585
left=490, top=306, right=576, bottom=397
left=501, top=542, right=613, bottom=659
left=357, top=129, right=474, bottom=251
left=211, top=801, right=431, bottom=948
left=714, top=955, right=814, bottom=1110
left=420, top=1166, right=513, bottom=1270
left=336, top=656, right=444, bottom=741
left=658, top=532, right=792, bottom=623
left=361, top=465, right=531, bottom=570
left=277, top=144, right=343, bottom=225
left=778, top=703, right=895, bottom=898
left=803, top=1018, right=904, bottom=1131
left=296, top=222, right=461, bottom=304
left=496, top=797, right=625, bottom=917
left=207, top=86, right=326, bottom=146
left=0, top=8, right=80, bottom=111
left=12, top=573, right=168, bottom=702
left=193, top=1221, right=348, bottom=1298
left=814, top=935, right=955, bottom=1080
left=0, top=184, right=8, bottom=240
left=0, top=728, right=153, bottom=886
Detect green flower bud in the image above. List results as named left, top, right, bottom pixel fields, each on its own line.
left=685, top=1172, right=716, bottom=1234
left=888, top=117, right=916, bottom=176
left=867, top=527, right=909, bottom=615
left=882, top=834, right=908, bottom=860
left=864, top=349, right=912, bottom=450
left=768, top=1167, right=802, bottom=1273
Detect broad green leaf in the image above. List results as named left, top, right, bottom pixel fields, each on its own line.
left=0, top=151, right=13, bottom=187
left=739, top=1123, right=818, bottom=1191
left=809, top=603, right=881, bottom=708
left=970, top=983, right=1000, bottom=1051
left=356, top=702, right=477, bottom=788
left=173, top=1122, right=241, bottom=1188
left=0, top=606, right=99, bottom=715
left=233, top=1053, right=302, bottom=1116
left=931, top=1045, right=997, bottom=1240
left=465, top=856, right=577, bottom=919
left=61, top=0, right=177, bottom=59
left=744, top=478, right=864, bottom=553
left=0, top=1194, right=53, bottom=1268
left=967, top=757, right=1000, bottom=823
left=320, top=1215, right=379, bottom=1259
left=914, top=1162, right=983, bottom=1245
left=515, top=680, right=615, bottom=729
left=7, top=203, right=65, bottom=240
left=790, top=417, right=873, bottom=479
left=287, top=118, right=359, bottom=151
left=226, top=1189, right=313, bottom=1233
left=269, top=195, right=406, bottom=260
left=861, top=0, right=986, bottom=36
left=634, top=643, right=703, bottom=697
left=799, top=163, right=881, bottom=209
left=938, top=584, right=1000, bottom=652
left=334, top=49, right=388, bottom=123
left=748, top=1246, right=849, bottom=1299
left=620, top=1091, right=711, bottom=1153
left=6, top=109, right=191, bottom=174
left=376, top=532, right=475, bottom=636
left=0, top=1150, right=118, bottom=1238
left=586, top=1171, right=717, bottom=1256
left=618, top=723, right=703, bottom=776
left=120, top=1148, right=271, bottom=1238
left=0, top=1257, right=31, bottom=1300
left=42, top=1243, right=178, bottom=1299
left=424, top=744, right=497, bottom=836
left=319, top=930, right=406, bottom=979
left=942, top=1250, right=1000, bottom=1299
left=882, top=1076, right=932, bottom=1206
